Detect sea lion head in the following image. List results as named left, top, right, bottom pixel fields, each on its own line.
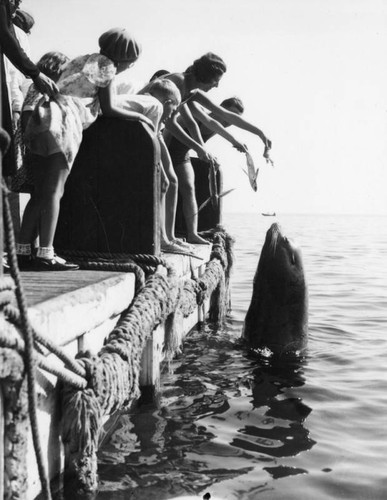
left=243, top=223, right=308, bottom=356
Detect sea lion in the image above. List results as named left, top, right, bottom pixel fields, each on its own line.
left=242, top=223, right=308, bottom=355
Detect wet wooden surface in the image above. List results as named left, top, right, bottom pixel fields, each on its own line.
left=16, top=270, right=121, bottom=307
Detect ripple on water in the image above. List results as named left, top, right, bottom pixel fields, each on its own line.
left=62, top=214, right=387, bottom=500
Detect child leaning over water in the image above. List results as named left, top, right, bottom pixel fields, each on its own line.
left=17, top=28, right=141, bottom=270
left=111, top=78, right=193, bottom=253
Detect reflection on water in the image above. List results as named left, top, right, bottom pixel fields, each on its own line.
left=234, top=354, right=314, bottom=465
left=56, top=214, right=387, bottom=500
left=94, top=324, right=315, bottom=500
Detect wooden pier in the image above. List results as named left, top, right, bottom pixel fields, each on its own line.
left=1, top=244, right=212, bottom=499
left=1, top=114, right=228, bottom=499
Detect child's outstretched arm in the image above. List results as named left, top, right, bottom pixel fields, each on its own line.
left=190, top=102, right=246, bottom=152
left=99, top=82, right=154, bottom=129
left=164, top=107, right=214, bottom=164
left=188, top=90, right=272, bottom=151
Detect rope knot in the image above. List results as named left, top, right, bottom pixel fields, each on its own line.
left=76, top=353, right=98, bottom=387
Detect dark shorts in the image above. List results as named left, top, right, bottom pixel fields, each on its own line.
left=167, top=136, right=191, bottom=165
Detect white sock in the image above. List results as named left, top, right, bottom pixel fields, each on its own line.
left=37, top=246, right=55, bottom=260
left=16, top=243, right=31, bottom=255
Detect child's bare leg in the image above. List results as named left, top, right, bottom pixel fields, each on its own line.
left=18, top=155, right=47, bottom=247
left=174, top=159, right=209, bottom=245
left=159, top=136, right=178, bottom=241
left=18, top=196, right=42, bottom=246
left=36, top=152, right=69, bottom=249
left=159, top=162, right=170, bottom=246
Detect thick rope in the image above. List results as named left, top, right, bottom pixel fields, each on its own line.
left=58, top=249, right=167, bottom=267
left=0, top=333, right=87, bottom=389
left=0, top=282, right=88, bottom=389
left=60, top=227, right=234, bottom=495
left=61, top=269, right=179, bottom=493
left=2, top=180, right=52, bottom=500
left=69, top=260, right=145, bottom=293
left=4, top=304, right=87, bottom=379
left=58, top=249, right=167, bottom=285
left=0, top=213, right=235, bottom=497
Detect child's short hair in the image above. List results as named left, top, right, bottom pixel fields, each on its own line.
left=220, top=97, right=244, bottom=114
left=149, top=69, right=170, bottom=82
left=37, top=51, right=70, bottom=82
left=185, top=53, right=227, bottom=84
left=142, top=79, right=181, bottom=106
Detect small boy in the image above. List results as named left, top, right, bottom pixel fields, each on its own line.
left=114, top=78, right=196, bottom=254
left=115, top=78, right=181, bottom=132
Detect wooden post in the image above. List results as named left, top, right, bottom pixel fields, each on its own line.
left=54, top=118, right=161, bottom=255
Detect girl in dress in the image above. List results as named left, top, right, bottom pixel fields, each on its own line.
left=17, top=28, right=142, bottom=270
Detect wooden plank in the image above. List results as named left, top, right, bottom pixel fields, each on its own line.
left=16, top=270, right=121, bottom=307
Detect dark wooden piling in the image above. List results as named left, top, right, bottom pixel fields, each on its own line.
left=55, top=118, right=161, bottom=255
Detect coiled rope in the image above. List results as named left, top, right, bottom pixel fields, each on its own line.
left=58, top=249, right=170, bottom=290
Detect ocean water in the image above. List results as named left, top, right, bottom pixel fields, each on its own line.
left=94, top=213, right=387, bottom=500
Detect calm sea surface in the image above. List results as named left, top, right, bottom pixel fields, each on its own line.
left=94, top=213, right=387, bottom=500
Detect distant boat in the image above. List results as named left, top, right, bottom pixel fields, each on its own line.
left=261, top=212, right=276, bottom=217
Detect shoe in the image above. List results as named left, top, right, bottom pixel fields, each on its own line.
left=17, top=254, right=34, bottom=270
left=33, top=255, right=79, bottom=271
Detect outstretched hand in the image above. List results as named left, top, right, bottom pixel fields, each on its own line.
left=232, top=139, right=247, bottom=153
left=263, top=139, right=274, bottom=166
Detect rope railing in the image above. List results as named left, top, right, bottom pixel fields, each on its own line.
left=4, top=304, right=87, bottom=379
left=60, top=226, right=234, bottom=495
left=0, top=333, right=87, bottom=390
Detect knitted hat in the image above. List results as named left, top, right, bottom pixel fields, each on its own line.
left=13, top=9, right=35, bottom=34
left=98, top=28, right=141, bottom=63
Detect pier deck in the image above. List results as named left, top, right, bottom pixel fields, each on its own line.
left=1, top=244, right=212, bottom=499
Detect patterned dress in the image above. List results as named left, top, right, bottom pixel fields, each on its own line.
left=24, top=53, right=116, bottom=168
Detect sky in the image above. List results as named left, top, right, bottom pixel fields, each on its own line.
left=22, top=0, right=387, bottom=215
